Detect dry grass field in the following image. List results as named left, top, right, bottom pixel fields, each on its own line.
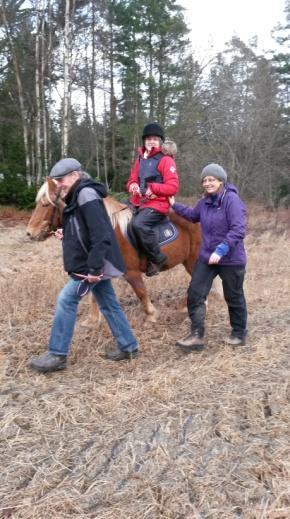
left=1, top=204, right=290, bottom=519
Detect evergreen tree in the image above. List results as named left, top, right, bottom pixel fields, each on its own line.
left=273, top=0, right=290, bottom=105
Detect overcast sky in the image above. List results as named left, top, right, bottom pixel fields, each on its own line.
left=180, top=0, right=287, bottom=61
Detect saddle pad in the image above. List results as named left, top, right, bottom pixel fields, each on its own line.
left=127, top=219, right=179, bottom=250
left=157, top=220, right=179, bottom=245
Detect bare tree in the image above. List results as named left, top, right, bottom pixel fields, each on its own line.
left=90, top=0, right=100, bottom=179
left=1, top=1, right=32, bottom=184
left=108, top=1, right=117, bottom=182
left=34, top=0, right=42, bottom=183
left=61, top=0, right=75, bottom=156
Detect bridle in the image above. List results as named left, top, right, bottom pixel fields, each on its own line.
left=41, top=188, right=64, bottom=233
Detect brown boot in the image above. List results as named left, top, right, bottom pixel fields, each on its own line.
left=176, top=332, right=205, bottom=352
left=224, top=335, right=246, bottom=346
left=104, top=349, right=139, bottom=361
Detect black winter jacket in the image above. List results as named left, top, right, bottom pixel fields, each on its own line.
left=62, top=178, right=126, bottom=276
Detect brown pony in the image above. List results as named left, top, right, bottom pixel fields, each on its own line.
left=27, top=178, right=201, bottom=323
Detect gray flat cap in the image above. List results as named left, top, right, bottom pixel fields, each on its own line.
left=200, top=163, right=227, bottom=183
left=49, top=158, right=82, bottom=179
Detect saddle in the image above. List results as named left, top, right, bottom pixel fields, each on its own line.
left=127, top=215, right=179, bottom=252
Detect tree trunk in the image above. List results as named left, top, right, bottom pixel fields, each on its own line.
left=61, top=0, right=74, bottom=157
left=35, top=2, right=42, bottom=184
left=157, top=39, right=165, bottom=125
left=102, top=58, right=109, bottom=190
left=1, top=4, right=32, bottom=184
left=41, top=0, right=51, bottom=176
left=109, top=9, right=116, bottom=183
left=90, top=0, right=100, bottom=179
left=148, top=27, right=154, bottom=120
left=46, top=0, right=53, bottom=168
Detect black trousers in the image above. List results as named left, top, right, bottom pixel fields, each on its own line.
left=131, top=207, right=166, bottom=263
left=187, top=260, right=247, bottom=339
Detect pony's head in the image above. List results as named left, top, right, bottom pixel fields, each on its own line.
left=26, top=178, right=63, bottom=241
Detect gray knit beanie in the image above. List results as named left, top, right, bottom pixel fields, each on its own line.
left=200, top=163, right=227, bottom=182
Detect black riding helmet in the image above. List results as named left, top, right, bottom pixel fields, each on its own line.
left=142, top=123, right=165, bottom=142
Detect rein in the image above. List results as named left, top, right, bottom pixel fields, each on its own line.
left=112, top=205, right=130, bottom=216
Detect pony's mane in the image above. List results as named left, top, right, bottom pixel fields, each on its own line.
left=36, top=182, right=48, bottom=202
left=104, top=197, right=132, bottom=234
left=36, top=180, right=59, bottom=207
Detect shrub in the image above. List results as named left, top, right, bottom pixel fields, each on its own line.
left=0, top=174, right=37, bottom=209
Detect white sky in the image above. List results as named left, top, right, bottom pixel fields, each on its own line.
left=180, top=0, right=287, bottom=61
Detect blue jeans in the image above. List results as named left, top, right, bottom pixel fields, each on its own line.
left=48, top=278, right=138, bottom=356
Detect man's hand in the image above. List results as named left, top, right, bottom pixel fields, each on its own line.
left=208, top=252, right=221, bottom=265
left=145, top=187, right=157, bottom=199
left=87, top=273, right=104, bottom=283
left=54, top=228, right=63, bottom=240
left=129, top=182, right=141, bottom=195
left=74, top=272, right=103, bottom=283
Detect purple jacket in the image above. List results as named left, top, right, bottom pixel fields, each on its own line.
left=173, top=184, right=246, bottom=266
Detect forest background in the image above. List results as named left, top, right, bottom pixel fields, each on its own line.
left=1, top=0, right=290, bottom=208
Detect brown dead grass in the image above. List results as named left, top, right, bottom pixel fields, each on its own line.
left=1, top=205, right=290, bottom=518
left=0, top=206, right=31, bottom=226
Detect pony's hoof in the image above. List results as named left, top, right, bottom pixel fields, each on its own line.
left=80, top=319, right=99, bottom=328
left=146, top=314, right=157, bottom=323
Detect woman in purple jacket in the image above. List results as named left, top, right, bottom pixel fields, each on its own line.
left=169, top=163, right=247, bottom=352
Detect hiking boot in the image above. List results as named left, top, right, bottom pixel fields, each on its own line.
left=105, top=349, right=139, bottom=361
left=176, top=332, right=205, bottom=352
left=224, top=335, right=246, bottom=346
left=28, top=352, right=67, bottom=373
left=146, top=253, right=167, bottom=277
left=146, top=262, right=160, bottom=277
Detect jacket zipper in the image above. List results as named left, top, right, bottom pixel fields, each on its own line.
left=72, top=216, right=89, bottom=254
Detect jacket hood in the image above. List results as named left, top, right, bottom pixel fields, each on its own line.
left=65, top=177, right=107, bottom=206
left=161, top=139, right=177, bottom=156
left=139, top=139, right=177, bottom=158
left=224, top=183, right=238, bottom=194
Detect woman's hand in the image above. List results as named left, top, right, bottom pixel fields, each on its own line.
left=168, top=196, right=175, bottom=206
left=208, top=252, right=221, bottom=264
left=54, top=228, right=63, bottom=240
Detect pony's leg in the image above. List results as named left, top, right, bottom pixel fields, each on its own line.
left=175, top=260, right=193, bottom=313
left=125, top=271, right=158, bottom=322
left=210, top=277, right=223, bottom=299
left=179, top=260, right=222, bottom=317
left=183, top=257, right=223, bottom=299
left=81, top=294, right=102, bottom=327
left=177, top=295, right=188, bottom=313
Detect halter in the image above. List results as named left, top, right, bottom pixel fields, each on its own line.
left=41, top=188, right=63, bottom=232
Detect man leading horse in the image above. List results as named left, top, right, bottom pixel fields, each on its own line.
left=29, top=158, right=139, bottom=373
